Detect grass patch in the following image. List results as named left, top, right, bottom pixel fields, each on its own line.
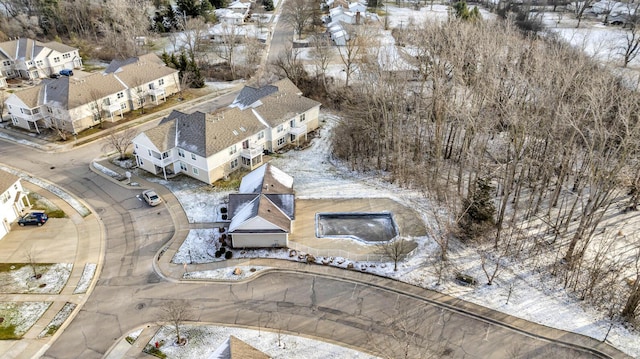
left=46, top=209, right=66, bottom=218
left=143, top=344, right=167, bottom=358
left=212, top=169, right=248, bottom=190
left=126, top=336, right=136, bottom=344
left=0, top=263, right=26, bottom=272
left=0, top=324, right=18, bottom=339
left=45, top=325, right=59, bottom=336
left=26, top=193, right=67, bottom=218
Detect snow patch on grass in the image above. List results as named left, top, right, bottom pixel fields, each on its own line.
left=185, top=266, right=270, bottom=280
left=73, top=263, right=97, bottom=294
left=0, top=302, right=51, bottom=338
left=147, top=325, right=379, bottom=359
left=4, top=263, right=72, bottom=294
left=38, top=302, right=76, bottom=338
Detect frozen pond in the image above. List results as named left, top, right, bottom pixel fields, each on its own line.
left=315, top=212, right=398, bottom=243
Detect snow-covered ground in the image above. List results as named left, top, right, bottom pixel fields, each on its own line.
left=143, top=325, right=378, bottom=359
left=160, top=108, right=639, bottom=357
left=0, top=302, right=51, bottom=338
left=2, top=263, right=72, bottom=294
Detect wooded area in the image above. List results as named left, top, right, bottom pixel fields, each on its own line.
left=330, top=19, right=640, bottom=323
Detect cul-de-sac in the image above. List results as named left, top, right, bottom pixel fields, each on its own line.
left=0, top=0, right=639, bottom=358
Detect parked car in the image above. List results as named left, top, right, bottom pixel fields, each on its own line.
left=59, top=69, right=73, bottom=76
left=18, top=212, right=48, bottom=226
left=49, top=73, right=60, bottom=79
left=142, top=189, right=162, bottom=206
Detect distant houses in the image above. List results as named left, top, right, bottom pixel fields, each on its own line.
left=132, top=78, right=321, bottom=184
left=5, top=53, right=180, bottom=135
left=0, top=38, right=83, bottom=88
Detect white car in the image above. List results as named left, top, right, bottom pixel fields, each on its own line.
left=142, top=189, right=162, bottom=206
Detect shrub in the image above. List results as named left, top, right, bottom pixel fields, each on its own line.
left=214, top=250, right=222, bottom=258
left=456, top=273, right=477, bottom=286
left=219, top=247, right=226, bottom=254
left=225, top=251, right=233, bottom=259
left=220, top=207, right=228, bottom=214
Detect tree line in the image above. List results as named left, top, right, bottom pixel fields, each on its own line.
left=327, top=19, right=640, bottom=323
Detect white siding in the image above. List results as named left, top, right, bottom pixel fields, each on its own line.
left=232, top=233, right=287, bottom=248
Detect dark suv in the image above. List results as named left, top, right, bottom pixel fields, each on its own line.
left=59, top=69, right=73, bottom=76
left=18, top=212, right=48, bottom=226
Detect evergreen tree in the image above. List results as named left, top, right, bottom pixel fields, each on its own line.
left=262, top=0, right=274, bottom=11
left=459, top=178, right=496, bottom=241
left=453, top=1, right=482, bottom=21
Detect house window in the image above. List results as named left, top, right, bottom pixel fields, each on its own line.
left=193, top=167, right=199, bottom=175
left=36, top=60, right=43, bottom=67
left=135, top=144, right=138, bottom=149
left=162, top=152, right=169, bottom=159
left=117, top=92, right=124, bottom=99
left=178, top=149, right=185, bottom=158
left=300, top=113, right=306, bottom=122
left=104, top=98, right=111, bottom=106
left=229, top=144, right=237, bottom=155
left=53, top=57, right=60, bottom=63
left=148, top=83, right=154, bottom=90
left=137, top=98, right=145, bottom=106
left=120, top=102, right=127, bottom=110
left=159, top=79, right=165, bottom=86
left=148, top=150, right=152, bottom=156
left=277, top=124, right=284, bottom=133
left=1, top=192, right=10, bottom=203
left=32, top=108, right=39, bottom=114
left=277, top=137, right=286, bottom=146
left=230, top=158, right=238, bottom=169
left=191, top=153, right=196, bottom=160
left=242, top=157, right=250, bottom=166
left=63, top=53, right=71, bottom=59
left=2, top=60, right=10, bottom=66
left=257, top=131, right=264, bottom=140
left=139, top=159, right=144, bottom=166
left=180, top=162, right=187, bottom=171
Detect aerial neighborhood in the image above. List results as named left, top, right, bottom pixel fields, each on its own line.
left=1, top=0, right=640, bottom=358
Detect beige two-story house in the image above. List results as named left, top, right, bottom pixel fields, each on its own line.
left=133, top=78, right=321, bottom=184
left=5, top=53, right=180, bottom=134
left=0, top=38, right=83, bottom=86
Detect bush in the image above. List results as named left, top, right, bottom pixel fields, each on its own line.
left=220, top=207, right=227, bottom=213
left=219, top=246, right=226, bottom=254
left=214, top=250, right=222, bottom=258
left=456, top=273, right=477, bottom=286
left=225, top=251, right=233, bottom=259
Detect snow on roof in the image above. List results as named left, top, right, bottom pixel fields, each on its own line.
left=239, top=165, right=268, bottom=193
left=229, top=196, right=259, bottom=232
left=268, top=165, right=293, bottom=189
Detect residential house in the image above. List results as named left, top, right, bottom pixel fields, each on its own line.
left=132, top=108, right=268, bottom=183
left=132, top=79, right=321, bottom=185
left=227, top=163, right=295, bottom=248
left=229, top=78, right=321, bottom=152
left=0, top=170, right=30, bottom=240
left=5, top=53, right=180, bottom=134
left=0, top=38, right=83, bottom=86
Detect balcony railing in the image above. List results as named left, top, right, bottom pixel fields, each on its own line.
left=241, top=146, right=263, bottom=159
left=288, top=124, right=307, bottom=136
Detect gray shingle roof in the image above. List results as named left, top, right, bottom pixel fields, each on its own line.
left=148, top=109, right=267, bottom=158
left=231, top=84, right=278, bottom=109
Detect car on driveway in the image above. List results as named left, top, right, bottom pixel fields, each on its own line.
left=59, top=69, right=73, bottom=76
left=49, top=73, right=60, bottom=79
left=142, top=189, right=162, bottom=206
left=18, top=212, right=48, bottom=226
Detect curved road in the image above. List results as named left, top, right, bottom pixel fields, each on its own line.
left=0, top=125, right=629, bottom=359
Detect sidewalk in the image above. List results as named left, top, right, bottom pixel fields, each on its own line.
left=0, top=180, right=104, bottom=359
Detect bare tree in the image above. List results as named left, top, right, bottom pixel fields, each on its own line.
left=216, top=23, right=242, bottom=79
left=572, top=0, right=596, bottom=28
left=310, top=35, right=333, bottom=90
left=377, top=237, right=415, bottom=271
left=619, top=16, right=640, bottom=67
left=24, top=248, right=41, bottom=280
left=271, top=43, right=308, bottom=86
left=102, top=128, right=137, bottom=160
left=182, top=16, right=209, bottom=60
left=337, top=27, right=370, bottom=86
left=282, top=0, right=313, bottom=39
left=159, top=300, right=193, bottom=345
left=88, top=89, right=105, bottom=129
